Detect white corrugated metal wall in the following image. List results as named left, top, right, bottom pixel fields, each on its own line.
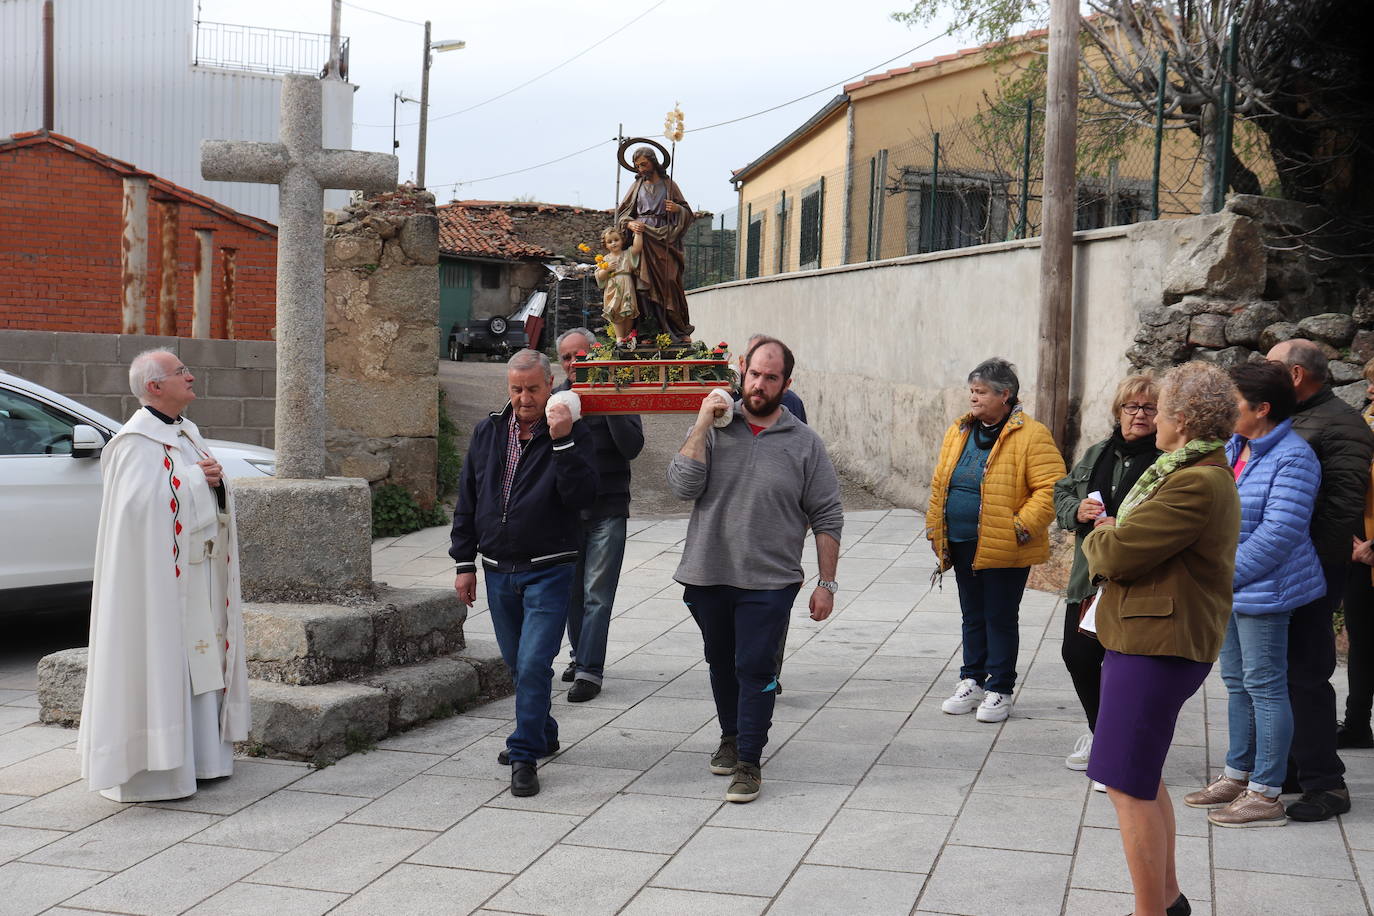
left=0, top=0, right=356, bottom=223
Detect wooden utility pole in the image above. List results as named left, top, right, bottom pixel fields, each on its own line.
left=1035, top=0, right=1079, bottom=451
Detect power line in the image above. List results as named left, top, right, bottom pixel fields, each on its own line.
left=427, top=137, right=617, bottom=196
left=427, top=27, right=958, bottom=192
left=635, top=28, right=956, bottom=138
left=354, top=0, right=671, bottom=130
left=340, top=0, right=425, bottom=28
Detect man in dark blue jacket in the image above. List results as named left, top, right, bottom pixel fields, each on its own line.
left=556, top=328, right=645, bottom=702
left=450, top=349, right=598, bottom=797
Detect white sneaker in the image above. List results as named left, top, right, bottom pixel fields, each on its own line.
left=1092, top=781, right=1107, bottom=792
left=941, top=678, right=982, bottom=715
left=975, top=690, right=1013, bottom=723
left=1066, top=733, right=1092, bottom=771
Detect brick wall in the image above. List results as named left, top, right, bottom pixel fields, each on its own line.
left=0, top=142, right=278, bottom=339
left=0, top=330, right=276, bottom=447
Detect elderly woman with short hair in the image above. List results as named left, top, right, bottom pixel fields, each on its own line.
left=926, top=357, right=1065, bottom=723
left=1082, top=361, right=1241, bottom=916
left=1053, top=374, right=1162, bottom=775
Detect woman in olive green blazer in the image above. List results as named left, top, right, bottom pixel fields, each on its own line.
left=1081, top=362, right=1241, bottom=916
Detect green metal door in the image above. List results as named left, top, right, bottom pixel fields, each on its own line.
left=438, top=259, right=474, bottom=357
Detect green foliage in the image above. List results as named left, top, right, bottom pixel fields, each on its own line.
left=436, top=388, right=461, bottom=498
left=344, top=727, right=377, bottom=755
left=372, top=483, right=447, bottom=538
left=892, top=0, right=1047, bottom=48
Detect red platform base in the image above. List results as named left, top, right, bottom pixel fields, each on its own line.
left=571, top=358, right=732, bottom=415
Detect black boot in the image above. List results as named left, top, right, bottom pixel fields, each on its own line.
left=511, top=761, right=540, bottom=797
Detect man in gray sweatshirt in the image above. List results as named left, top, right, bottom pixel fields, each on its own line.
left=668, top=336, right=843, bottom=803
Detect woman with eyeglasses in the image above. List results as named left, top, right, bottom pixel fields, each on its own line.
left=1052, top=375, right=1162, bottom=781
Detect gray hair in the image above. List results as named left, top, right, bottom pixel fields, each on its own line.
left=129, top=348, right=176, bottom=403
left=1274, top=338, right=1329, bottom=383
left=968, top=357, right=1020, bottom=404
left=507, top=348, right=553, bottom=381
left=557, top=327, right=595, bottom=349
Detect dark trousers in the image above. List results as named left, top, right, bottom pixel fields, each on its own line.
left=949, top=540, right=1030, bottom=694
left=1344, top=562, right=1374, bottom=727
left=1063, top=600, right=1106, bottom=731
left=1286, top=561, right=1347, bottom=793
left=684, top=583, right=800, bottom=765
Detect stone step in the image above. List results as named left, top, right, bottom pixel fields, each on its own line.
left=244, top=586, right=466, bottom=685
left=37, top=639, right=511, bottom=767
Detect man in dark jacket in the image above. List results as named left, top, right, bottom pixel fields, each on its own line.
left=1268, top=338, right=1374, bottom=821
left=450, top=349, right=598, bottom=798
left=555, top=328, right=645, bottom=702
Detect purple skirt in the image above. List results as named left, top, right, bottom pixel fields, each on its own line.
left=1087, top=649, right=1211, bottom=800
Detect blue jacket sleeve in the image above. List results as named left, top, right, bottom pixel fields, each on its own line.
left=1233, top=447, right=1321, bottom=590
left=552, top=419, right=599, bottom=512
left=448, top=426, right=484, bottom=572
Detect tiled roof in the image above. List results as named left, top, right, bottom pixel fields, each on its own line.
left=0, top=130, right=276, bottom=235
left=842, top=28, right=1048, bottom=93
left=439, top=199, right=612, bottom=259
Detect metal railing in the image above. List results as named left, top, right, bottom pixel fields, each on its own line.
left=193, top=21, right=348, bottom=80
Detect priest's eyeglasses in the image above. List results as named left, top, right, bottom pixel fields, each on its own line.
left=151, top=365, right=192, bottom=381
left=1121, top=403, right=1158, bottom=416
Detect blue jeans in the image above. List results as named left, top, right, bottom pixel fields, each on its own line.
left=486, top=564, right=574, bottom=764
left=684, top=583, right=800, bottom=765
left=949, top=540, right=1029, bottom=694
left=565, top=516, right=627, bottom=685
left=1220, top=610, right=1294, bottom=794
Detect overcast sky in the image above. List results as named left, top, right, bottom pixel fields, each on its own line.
left=199, top=0, right=966, bottom=215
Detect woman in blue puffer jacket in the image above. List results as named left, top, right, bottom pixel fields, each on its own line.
left=1184, top=360, right=1323, bottom=828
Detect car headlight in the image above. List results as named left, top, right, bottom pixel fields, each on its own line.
left=244, top=458, right=276, bottom=476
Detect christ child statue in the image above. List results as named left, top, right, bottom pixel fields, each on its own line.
left=595, top=226, right=643, bottom=344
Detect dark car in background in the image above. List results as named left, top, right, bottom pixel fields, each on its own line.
left=447, top=315, right=528, bottom=361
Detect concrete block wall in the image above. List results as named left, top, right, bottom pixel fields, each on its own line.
left=686, top=221, right=1169, bottom=509
left=0, top=329, right=276, bottom=447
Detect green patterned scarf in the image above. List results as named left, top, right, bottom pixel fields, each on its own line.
left=1115, top=438, right=1225, bottom=524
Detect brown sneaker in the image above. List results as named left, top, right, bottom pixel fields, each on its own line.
left=1208, top=790, right=1287, bottom=828
left=1183, top=775, right=1245, bottom=809
left=725, top=762, right=762, bottom=803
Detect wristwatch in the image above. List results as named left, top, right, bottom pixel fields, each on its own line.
left=817, top=579, right=839, bottom=594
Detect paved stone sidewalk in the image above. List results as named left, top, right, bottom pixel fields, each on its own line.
left=2, top=509, right=1373, bottom=915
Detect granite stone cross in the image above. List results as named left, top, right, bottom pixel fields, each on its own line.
left=201, top=74, right=398, bottom=478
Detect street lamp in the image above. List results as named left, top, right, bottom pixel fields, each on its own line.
left=393, top=92, right=418, bottom=154
left=418, top=21, right=464, bottom=189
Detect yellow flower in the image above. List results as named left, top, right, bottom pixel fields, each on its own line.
left=577, top=242, right=591, bottom=253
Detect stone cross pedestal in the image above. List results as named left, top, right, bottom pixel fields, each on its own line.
left=202, top=75, right=399, bottom=599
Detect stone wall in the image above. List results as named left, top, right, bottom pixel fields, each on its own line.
left=0, top=329, right=275, bottom=446
left=1129, top=195, right=1371, bottom=405
left=324, top=190, right=441, bottom=508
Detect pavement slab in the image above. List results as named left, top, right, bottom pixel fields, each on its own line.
left=4, top=510, right=1374, bottom=914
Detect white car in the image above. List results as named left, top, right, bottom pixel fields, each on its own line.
left=0, top=370, right=275, bottom=611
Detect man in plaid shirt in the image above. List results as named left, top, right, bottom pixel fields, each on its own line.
left=450, top=349, right=598, bottom=798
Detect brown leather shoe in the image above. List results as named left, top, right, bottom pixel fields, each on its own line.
left=1183, top=775, right=1245, bottom=809
left=1208, top=790, right=1287, bottom=828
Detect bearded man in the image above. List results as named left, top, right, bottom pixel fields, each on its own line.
left=668, top=336, right=843, bottom=803
left=79, top=349, right=250, bottom=802
left=616, top=146, right=694, bottom=340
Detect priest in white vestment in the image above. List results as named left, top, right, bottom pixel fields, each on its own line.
left=78, top=348, right=251, bottom=802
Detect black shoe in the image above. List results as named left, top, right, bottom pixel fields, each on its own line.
left=497, top=741, right=559, bottom=766
left=511, top=761, right=540, bottom=797
left=1166, top=893, right=1191, bottom=916
left=1286, top=787, right=1351, bottom=822
left=561, top=662, right=577, bottom=683
left=567, top=679, right=601, bottom=703
left=1337, top=721, right=1374, bottom=749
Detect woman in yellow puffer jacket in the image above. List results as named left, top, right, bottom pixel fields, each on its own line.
left=926, top=357, right=1065, bottom=723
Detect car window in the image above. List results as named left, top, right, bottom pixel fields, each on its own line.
left=0, top=387, right=77, bottom=455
